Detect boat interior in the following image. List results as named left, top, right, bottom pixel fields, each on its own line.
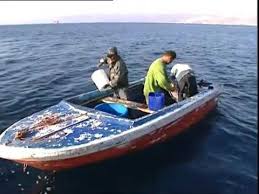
left=66, top=80, right=212, bottom=120
left=68, top=83, right=151, bottom=119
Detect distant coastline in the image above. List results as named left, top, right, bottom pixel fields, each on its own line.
left=0, top=13, right=256, bottom=27
left=0, top=22, right=256, bottom=27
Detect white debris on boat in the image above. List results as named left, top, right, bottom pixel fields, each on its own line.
left=94, top=133, right=103, bottom=139
left=46, top=187, right=52, bottom=191
left=75, top=118, right=103, bottom=129
left=49, top=133, right=62, bottom=139
left=74, top=133, right=92, bottom=142
left=90, top=120, right=102, bottom=128
left=63, top=129, right=73, bottom=135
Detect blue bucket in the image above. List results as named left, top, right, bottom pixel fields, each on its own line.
left=148, top=92, right=165, bottom=111
left=95, top=103, right=128, bottom=117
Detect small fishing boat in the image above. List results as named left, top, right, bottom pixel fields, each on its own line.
left=0, top=79, right=221, bottom=171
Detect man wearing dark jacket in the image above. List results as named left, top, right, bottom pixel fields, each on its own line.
left=97, top=47, right=129, bottom=99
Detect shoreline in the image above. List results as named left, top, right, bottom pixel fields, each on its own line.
left=0, top=22, right=256, bottom=28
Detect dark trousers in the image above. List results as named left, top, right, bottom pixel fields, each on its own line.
left=177, top=73, right=198, bottom=101
left=113, top=87, right=128, bottom=100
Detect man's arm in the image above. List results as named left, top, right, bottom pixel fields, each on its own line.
left=156, top=66, right=175, bottom=92
left=109, top=62, right=121, bottom=88
left=97, top=57, right=108, bottom=67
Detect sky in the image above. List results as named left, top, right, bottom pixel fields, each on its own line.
left=0, top=0, right=257, bottom=25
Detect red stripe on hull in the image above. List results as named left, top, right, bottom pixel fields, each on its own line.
left=16, top=98, right=218, bottom=171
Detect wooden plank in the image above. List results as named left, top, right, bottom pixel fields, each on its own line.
left=32, top=113, right=89, bottom=141
left=102, top=97, right=154, bottom=114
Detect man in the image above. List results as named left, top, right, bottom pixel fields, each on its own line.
left=170, top=63, right=198, bottom=101
left=97, top=47, right=129, bottom=100
left=143, top=50, right=177, bottom=105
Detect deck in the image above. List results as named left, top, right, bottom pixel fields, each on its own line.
left=0, top=101, right=133, bottom=149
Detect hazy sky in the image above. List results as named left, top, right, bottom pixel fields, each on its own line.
left=0, top=0, right=257, bottom=25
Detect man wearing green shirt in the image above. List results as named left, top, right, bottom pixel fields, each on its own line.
left=143, top=50, right=177, bottom=104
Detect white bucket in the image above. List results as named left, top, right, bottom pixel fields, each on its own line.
left=91, top=69, right=110, bottom=90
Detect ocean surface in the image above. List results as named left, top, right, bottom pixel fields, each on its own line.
left=0, top=23, right=257, bottom=194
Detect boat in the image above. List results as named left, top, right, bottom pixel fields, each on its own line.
left=0, top=79, right=221, bottom=171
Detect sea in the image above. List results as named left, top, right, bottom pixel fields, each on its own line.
left=0, top=23, right=257, bottom=194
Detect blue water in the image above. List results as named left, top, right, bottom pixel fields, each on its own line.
left=0, top=23, right=257, bottom=194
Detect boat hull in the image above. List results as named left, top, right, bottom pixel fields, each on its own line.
left=15, top=97, right=218, bottom=171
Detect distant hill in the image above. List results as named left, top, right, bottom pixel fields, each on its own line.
left=58, top=14, right=257, bottom=26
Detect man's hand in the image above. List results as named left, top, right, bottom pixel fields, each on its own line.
left=97, top=57, right=107, bottom=67
left=169, top=91, right=179, bottom=102
left=169, top=83, right=179, bottom=102
left=103, top=84, right=111, bottom=89
left=107, top=57, right=112, bottom=65
left=108, top=81, right=114, bottom=88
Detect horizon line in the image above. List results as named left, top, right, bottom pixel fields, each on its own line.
left=0, top=21, right=256, bottom=27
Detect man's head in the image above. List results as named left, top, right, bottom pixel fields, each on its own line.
left=107, top=47, right=118, bottom=57
left=161, top=50, right=176, bottom=64
left=106, top=47, right=118, bottom=64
